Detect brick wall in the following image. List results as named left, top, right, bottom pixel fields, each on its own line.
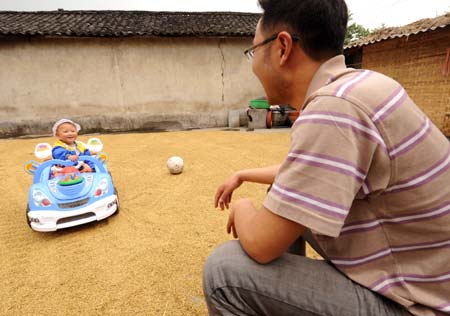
left=361, top=28, right=450, bottom=136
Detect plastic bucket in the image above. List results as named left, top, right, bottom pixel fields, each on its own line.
left=249, top=99, right=270, bottom=109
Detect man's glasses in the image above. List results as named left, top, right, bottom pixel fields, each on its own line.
left=244, top=33, right=300, bottom=60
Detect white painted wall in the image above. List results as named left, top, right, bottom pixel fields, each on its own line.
left=0, top=36, right=264, bottom=136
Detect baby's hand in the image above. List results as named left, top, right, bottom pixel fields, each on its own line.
left=82, top=164, right=93, bottom=173
left=68, top=154, right=79, bottom=161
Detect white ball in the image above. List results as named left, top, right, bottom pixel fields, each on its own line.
left=167, top=156, right=184, bottom=174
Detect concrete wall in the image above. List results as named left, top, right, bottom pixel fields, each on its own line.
left=0, top=36, right=264, bottom=137
left=360, top=28, right=450, bottom=136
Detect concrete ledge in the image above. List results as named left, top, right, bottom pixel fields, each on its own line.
left=228, top=110, right=240, bottom=128
left=0, top=110, right=250, bottom=138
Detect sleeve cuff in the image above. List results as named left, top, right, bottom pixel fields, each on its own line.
left=263, top=193, right=343, bottom=238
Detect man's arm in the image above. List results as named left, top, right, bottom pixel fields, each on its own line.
left=237, top=164, right=281, bottom=184
left=215, top=164, right=281, bottom=210
left=229, top=198, right=305, bottom=264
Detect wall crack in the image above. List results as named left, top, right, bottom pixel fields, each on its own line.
left=218, top=39, right=225, bottom=104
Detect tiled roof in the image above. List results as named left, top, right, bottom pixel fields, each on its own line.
left=346, top=12, right=450, bottom=49
left=0, top=10, right=260, bottom=38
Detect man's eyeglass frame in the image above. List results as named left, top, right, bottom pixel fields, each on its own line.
left=244, top=33, right=300, bottom=60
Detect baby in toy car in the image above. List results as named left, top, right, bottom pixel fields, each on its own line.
left=51, top=118, right=95, bottom=175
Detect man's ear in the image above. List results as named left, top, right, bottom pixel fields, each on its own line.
left=277, top=31, right=294, bottom=66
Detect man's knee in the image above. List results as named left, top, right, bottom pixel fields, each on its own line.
left=204, top=241, right=241, bottom=274
left=203, top=241, right=246, bottom=293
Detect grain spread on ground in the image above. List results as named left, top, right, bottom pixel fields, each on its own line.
left=0, top=130, right=321, bottom=316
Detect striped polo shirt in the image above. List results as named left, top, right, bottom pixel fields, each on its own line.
left=264, top=55, right=450, bottom=316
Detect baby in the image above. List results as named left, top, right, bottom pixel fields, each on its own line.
left=52, top=118, right=95, bottom=173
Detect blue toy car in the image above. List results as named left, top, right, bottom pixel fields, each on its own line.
left=24, top=155, right=119, bottom=232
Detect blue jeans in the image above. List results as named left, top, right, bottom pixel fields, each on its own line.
left=203, top=239, right=411, bottom=316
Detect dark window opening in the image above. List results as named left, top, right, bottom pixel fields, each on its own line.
left=345, top=48, right=363, bottom=69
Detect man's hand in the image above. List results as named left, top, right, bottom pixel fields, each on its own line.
left=226, top=208, right=238, bottom=238
left=215, top=173, right=243, bottom=210
left=227, top=199, right=253, bottom=238
left=214, top=165, right=281, bottom=210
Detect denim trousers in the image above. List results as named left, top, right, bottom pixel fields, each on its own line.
left=203, top=238, right=411, bottom=316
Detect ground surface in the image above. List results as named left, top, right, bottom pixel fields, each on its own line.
left=0, top=129, right=319, bottom=316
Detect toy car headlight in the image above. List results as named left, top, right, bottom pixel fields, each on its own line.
left=95, top=178, right=108, bottom=197
left=32, top=189, right=52, bottom=207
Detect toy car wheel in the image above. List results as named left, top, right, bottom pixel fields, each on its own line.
left=26, top=205, right=32, bottom=228
left=114, top=188, right=120, bottom=215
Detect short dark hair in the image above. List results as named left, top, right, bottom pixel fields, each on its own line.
left=258, top=0, right=348, bottom=61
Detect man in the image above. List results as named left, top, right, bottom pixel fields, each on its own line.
left=203, top=0, right=450, bottom=315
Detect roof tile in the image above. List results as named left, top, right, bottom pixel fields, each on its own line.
left=346, top=12, right=450, bottom=49
left=0, top=10, right=260, bottom=37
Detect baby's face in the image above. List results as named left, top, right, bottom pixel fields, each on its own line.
left=56, top=123, right=78, bottom=145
